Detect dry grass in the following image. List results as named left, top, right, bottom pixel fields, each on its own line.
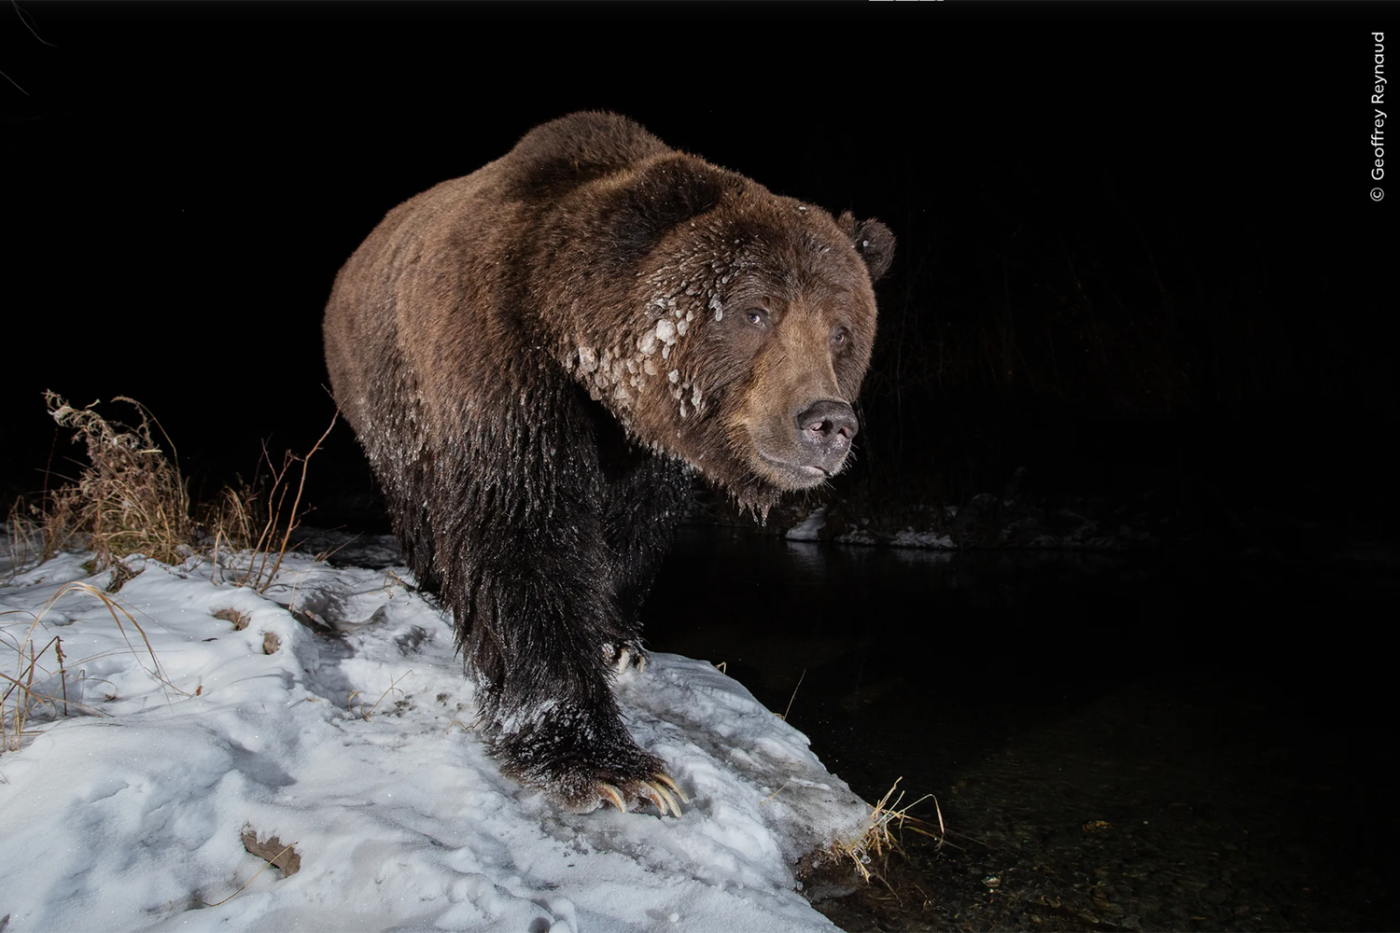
left=24, top=393, right=198, bottom=570
left=833, top=778, right=944, bottom=886
left=224, top=413, right=337, bottom=593
left=1, top=581, right=182, bottom=753
left=350, top=670, right=414, bottom=721
left=6, top=498, right=47, bottom=581
left=13, top=392, right=338, bottom=598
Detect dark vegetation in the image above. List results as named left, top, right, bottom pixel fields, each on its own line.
left=798, top=164, right=1395, bottom=549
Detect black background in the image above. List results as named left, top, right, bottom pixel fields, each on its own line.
left=4, top=0, right=1394, bottom=528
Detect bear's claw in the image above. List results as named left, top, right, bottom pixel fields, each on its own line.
left=594, top=773, right=688, bottom=818
left=641, top=780, right=680, bottom=818
left=605, top=642, right=648, bottom=676
left=618, top=648, right=646, bottom=675
left=598, top=783, right=628, bottom=814
left=652, top=772, right=689, bottom=804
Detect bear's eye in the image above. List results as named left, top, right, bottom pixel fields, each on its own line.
left=831, top=327, right=850, bottom=349
left=744, top=308, right=769, bottom=329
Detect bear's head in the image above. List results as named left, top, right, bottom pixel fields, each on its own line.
left=557, top=153, right=894, bottom=511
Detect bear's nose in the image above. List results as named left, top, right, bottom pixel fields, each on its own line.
left=796, top=399, right=859, bottom=451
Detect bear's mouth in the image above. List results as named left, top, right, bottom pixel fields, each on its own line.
left=753, top=453, right=836, bottom=489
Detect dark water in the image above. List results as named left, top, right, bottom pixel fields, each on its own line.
left=643, top=526, right=1399, bottom=932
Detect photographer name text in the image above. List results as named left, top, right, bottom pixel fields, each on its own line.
left=1373, top=31, right=1387, bottom=199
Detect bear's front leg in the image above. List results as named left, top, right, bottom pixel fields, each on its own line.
left=467, top=574, right=687, bottom=815
left=452, top=527, right=686, bottom=816
left=433, top=399, right=687, bottom=817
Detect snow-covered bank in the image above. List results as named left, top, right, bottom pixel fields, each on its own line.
left=0, top=543, right=872, bottom=932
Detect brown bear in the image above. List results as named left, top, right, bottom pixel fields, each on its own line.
left=323, top=112, right=893, bottom=816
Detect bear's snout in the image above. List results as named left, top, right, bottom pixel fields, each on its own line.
left=796, top=398, right=859, bottom=473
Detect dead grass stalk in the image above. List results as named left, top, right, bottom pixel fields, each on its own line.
left=834, top=778, right=944, bottom=887
left=18, top=392, right=340, bottom=598
left=32, top=393, right=196, bottom=569
left=236, top=413, right=337, bottom=593
left=1, top=581, right=182, bottom=753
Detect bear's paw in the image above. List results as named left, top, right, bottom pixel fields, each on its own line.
left=490, top=704, right=688, bottom=817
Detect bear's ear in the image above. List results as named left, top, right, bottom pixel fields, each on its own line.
left=837, top=211, right=895, bottom=283
left=609, top=157, right=727, bottom=264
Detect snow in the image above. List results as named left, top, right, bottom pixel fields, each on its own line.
left=784, top=508, right=828, bottom=542
left=0, top=540, right=873, bottom=932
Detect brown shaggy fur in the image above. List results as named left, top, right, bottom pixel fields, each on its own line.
left=324, top=112, right=893, bottom=813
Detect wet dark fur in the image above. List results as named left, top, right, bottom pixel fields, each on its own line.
left=323, top=112, right=892, bottom=809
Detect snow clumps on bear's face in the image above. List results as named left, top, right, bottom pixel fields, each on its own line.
left=551, top=143, right=893, bottom=511
left=566, top=294, right=700, bottom=415
left=585, top=199, right=885, bottom=507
